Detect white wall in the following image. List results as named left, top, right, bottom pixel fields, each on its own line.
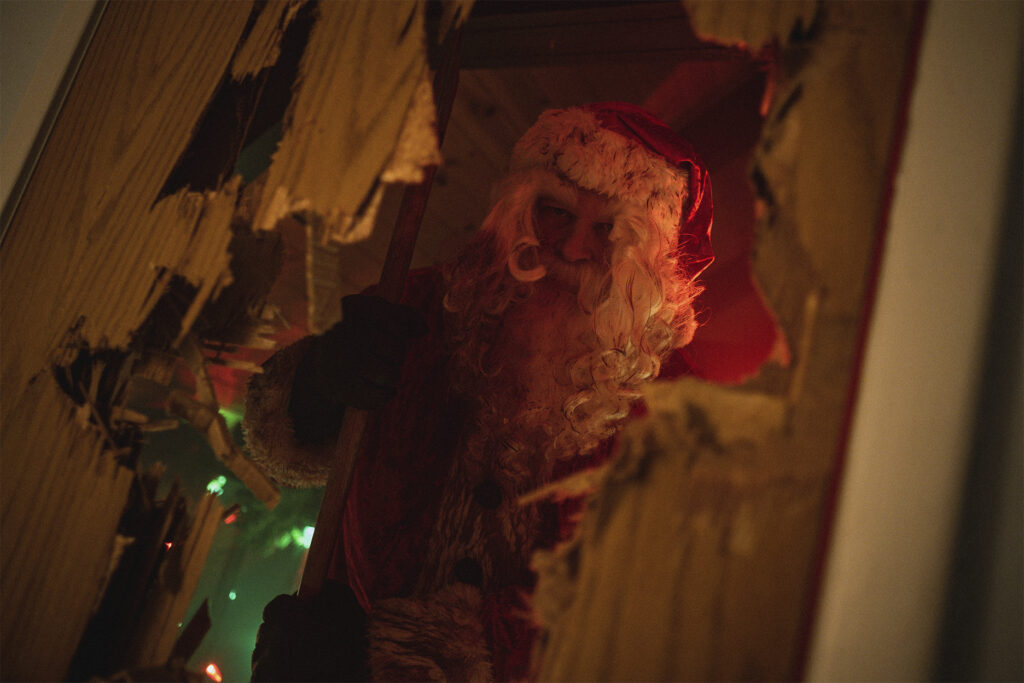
left=807, top=1, right=1023, bottom=679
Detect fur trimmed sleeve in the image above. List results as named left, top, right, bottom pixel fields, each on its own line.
left=243, top=336, right=334, bottom=488
left=368, top=584, right=494, bottom=682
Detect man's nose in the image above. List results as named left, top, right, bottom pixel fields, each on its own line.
left=560, top=220, right=596, bottom=262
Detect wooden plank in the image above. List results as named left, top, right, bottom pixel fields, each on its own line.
left=534, top=384, right=819, bottom=681
left=128, top=494, right=224, bottom=668
left=171, top=178, right=246, bottom=347
left=0, top=375, right=134, bottom=681
left=18, top=439, right=118, bottom=676
left=458, top=2, right=744, bottom=69
left=0, top=386, right=94, bottom=588
left=0, top=2, right=254, bottom=678
left=49, top=456, right=133, bottom=673
left=6, top=421, right=96, bottom=657
left=254, top=0, right=430, bottom=239
left=264, top=0, right=437, bottom=330
left=231, top=0, right=307, bottom=80
left=1, top=404, right=80, bottom=644
left=0, top=383, right=72, bottom=540
left=0, top=0, right=252, bottom=423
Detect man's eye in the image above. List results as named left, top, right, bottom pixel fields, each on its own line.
left=595, top=222, right=614, bottom=235
left=541, top=205, right=572, bottom=219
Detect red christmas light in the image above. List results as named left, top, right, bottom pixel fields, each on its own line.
left=205, top=662, right=222, bottom=682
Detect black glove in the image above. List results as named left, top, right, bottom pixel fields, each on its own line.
left=251, top=581, right=370, bottom=682
left=324, top=294, right=429, bottom=409
left=289, top=294, right=428, bottom=444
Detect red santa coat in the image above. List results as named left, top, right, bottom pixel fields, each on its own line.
left=245, top=268, right=612, bottom=681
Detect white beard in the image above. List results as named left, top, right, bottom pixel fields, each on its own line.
left=466, top=280, right=603, bottom=479
left=445, top=240, right=647, bottom=481
left=492, top=284, right=588, bottom=406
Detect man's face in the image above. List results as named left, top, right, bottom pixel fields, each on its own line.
left=487, top=187, right=620, bottom=395
left=534, top=188, right=616, bottom=291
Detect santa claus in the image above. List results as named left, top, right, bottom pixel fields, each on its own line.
left=245, top=102, right=713, bottom=681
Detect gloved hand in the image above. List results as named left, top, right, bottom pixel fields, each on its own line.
left=321, top=294, right=429, bottom=410
left=288, top=294, right=428, bottom=444
left=251, top=581, right=370, bottom=682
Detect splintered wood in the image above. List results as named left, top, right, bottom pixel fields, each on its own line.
left=171, top=337, right=281, bottom=509
left=1, top=3, right=252, bottom=678
left=0, top=3, right=251, bottom=410
left=532, top=2, right=920, bottom=679
left=126, top=494, right=224, bottom=669
left=1, top=0, right=437, bottom=678
left=230, top=0, right=306, bottom=80
left=534, top=381, right=812, bottom=681
left=254, top=0, right=434, bottom=240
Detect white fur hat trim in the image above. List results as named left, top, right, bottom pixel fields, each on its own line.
left=510, top=107, right=689, bottom=242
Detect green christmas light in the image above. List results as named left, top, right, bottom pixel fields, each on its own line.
left=272, top=525, right=316, bottom=550
left=206, top=475, right=228, bottom=496
left=219, top=407, right=243, bottom=430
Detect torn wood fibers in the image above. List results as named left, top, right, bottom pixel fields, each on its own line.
left=0, top=1, right=441, bottom=679
left=532, top=1, right=921, bottom=680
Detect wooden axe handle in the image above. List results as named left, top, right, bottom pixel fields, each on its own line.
left=299, top=27, right=462, bottom=600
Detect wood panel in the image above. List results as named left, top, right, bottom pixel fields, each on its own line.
left=254, top=0, right=429, bottom=239
left=0, top=2, right=253, bottom=677
left=0, top=376, right=134, bottom=681
left=1, top=0, right=442, bottom=675
left=1, top=1, right=252, bottom=420
left=532, top=1, right=921, bottom=679
left=127, top=494, right=224, bottom=668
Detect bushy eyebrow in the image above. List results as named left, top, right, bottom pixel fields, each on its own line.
left=537, top=179, right=578, bottom=207
left=536, top=186, right=621, bottom=226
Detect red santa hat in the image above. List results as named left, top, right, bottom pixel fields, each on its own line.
left=509, top=101, right=714, bottom=281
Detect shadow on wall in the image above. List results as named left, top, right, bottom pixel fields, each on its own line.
left=934, top=72, right=1023, bottom=683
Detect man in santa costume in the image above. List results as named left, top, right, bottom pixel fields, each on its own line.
left=245, top=102, right=713, bottom=681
